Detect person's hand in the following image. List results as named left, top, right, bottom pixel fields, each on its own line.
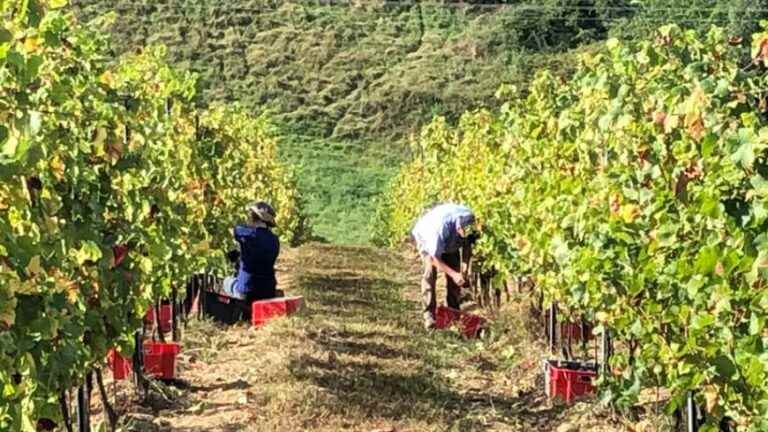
left=451, top=272, right=467, bottom=288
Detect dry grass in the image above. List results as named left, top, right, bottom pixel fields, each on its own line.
left=92, top=243, right=676, bottom=432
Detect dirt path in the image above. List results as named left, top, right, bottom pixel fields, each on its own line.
left=104, top=243, right=662, bottom=432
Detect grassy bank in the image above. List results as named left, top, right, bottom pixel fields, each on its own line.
left=280, top=136, right=402, bottom=244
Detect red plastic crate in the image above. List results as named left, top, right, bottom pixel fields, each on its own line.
left=143, top=342, right=181, bottom=379
left=545, top=359, right=597, bottom=404
left=251, top=296, right=303, bottom=327
left=560, top=321, right=594, bottom=343
left=107, top=348, right=132, bottom=380
left=107, top=342, right=181, bottom=381
left=144, top=304, right=173, bottom=333
left=435, top=306, right=486, bottom=338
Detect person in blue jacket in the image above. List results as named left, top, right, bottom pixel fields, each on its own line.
left=221, top=201, right=281, bottom=301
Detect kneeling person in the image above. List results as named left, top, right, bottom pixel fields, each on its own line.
left=222, top=201, right=281, bottom=302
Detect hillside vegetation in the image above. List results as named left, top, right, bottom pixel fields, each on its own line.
left=70, top=0, right=768, bottom=243
left=71, top=0, right=610, bottom=139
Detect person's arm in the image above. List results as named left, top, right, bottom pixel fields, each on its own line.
left=430, top=255, right=466, bottom=287
left=234, top=225, right=244, bottom=242
left=275, top=236, right=281, bottom=261
left=419, top=223, right=465, bottom=285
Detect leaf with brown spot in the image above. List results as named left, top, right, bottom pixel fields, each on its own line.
left=609, top=193, right=621, bottom=215
left=754, top=37, right=768, bottom=65
left=687, top=115, right=705, bottom=141
left=715, top=262, right=724, bottom=276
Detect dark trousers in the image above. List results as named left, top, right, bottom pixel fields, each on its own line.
left=421, top=251, right=461, bottom=321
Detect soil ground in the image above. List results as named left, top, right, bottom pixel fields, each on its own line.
left=92, top=243, right=676, bottom=432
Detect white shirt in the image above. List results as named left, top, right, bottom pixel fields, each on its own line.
left=411, top=204, right=474, bottom=257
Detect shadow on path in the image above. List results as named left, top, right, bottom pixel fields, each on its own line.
left=286, top=243, right=568, bottom=430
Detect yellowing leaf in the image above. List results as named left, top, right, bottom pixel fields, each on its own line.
left=49, top=0, right=68, bottom=9
left=49, top=155, right=65, bottom=180
left=26, top=256, right=42, bottom=277
left=606, top=38, right=620, bottom=50
left=752, top=36, right=768, bottom=66
left=71, top=241, right=102, bottom=265
left=13, top=279, right=39, bottom=295
left=687, top=114, right=705, bottom=141
left=619, top=204, right=640, bottom=224
left=664, top=114, right=681, bottom=134
left=2, top=132, right=18, bottom=158
left=99, top=71, right=113, bottom=86
left=65, top=285, right=79, bottom=303
left=703, top=385, right=719, bottom=412
left=23, top=37, right=40, bottom=53
left=192, top=239, right=210, bottom=253
left=106, top=136, right=124, bottom=163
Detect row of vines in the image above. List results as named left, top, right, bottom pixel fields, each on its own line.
left=0, top=0, right=300, bottom=429
left=377, top=23, right=768, bottom=430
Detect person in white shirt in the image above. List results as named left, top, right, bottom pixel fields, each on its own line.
left=411, top=203, right=476, bottom=329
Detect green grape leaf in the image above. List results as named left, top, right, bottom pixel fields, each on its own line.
left=731, top=129, right=756, bottom=169
left=71, top=241, right=102, bottom=265
left=0, top=26, right=10, bottom=44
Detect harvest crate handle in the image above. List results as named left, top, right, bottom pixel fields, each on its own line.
left=143, top=344, right=156, bottom=356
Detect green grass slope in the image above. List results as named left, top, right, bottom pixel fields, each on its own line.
left=283, top=136, right=401, bottom=244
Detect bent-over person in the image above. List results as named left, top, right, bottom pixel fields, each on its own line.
left=411, top=203, right=476, bottom=330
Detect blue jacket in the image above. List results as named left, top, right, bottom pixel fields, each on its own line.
left=233, top=225, right=280, bottom=300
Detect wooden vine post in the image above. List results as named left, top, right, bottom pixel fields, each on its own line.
left=76, top=372, right=92, bottom=432
left=548, top=303, right=557, bottom=355
left=132, top=331, right=147, bottom=399
left=172, top=283, right=180, bottom=341
left=686, top=391, right=699, bottom=432
left=601, top=328, right=612, bottom=376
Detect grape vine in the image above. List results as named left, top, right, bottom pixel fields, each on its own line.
left=377, top=23, right=768, bottom=430
left=0, top=1, right=300, bottom=428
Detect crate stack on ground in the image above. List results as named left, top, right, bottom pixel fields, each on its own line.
left=202, top=290, right=304, bottom=327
